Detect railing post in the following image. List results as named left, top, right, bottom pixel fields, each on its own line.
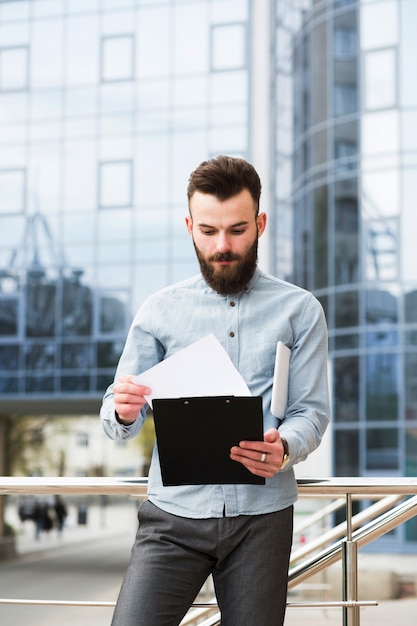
left=342, top=494, right=360, bottom=626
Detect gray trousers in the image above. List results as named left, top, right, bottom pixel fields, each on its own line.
left=111, top=500, right=293, bottom=626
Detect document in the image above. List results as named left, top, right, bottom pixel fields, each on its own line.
left=132, top=334, right=251, bottom=407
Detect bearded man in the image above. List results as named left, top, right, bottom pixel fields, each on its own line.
left=101, top=155, right=330, bottom=626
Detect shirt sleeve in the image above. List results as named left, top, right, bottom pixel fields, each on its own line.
left=100, top=298, right=165, bottom=441
left=278, top=293, right=330, bottom=467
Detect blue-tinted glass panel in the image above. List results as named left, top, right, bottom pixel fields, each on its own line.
left=366, top=352, right=399, bottom=421
left=334, top=356, right=359, bottom=422
left=0, top=298, right=18, bottom=335
left=335, top=429, right=359, bottom=476
left=335, top=291, right=358, bottom=328
left=366, top=427, right=398, bottom=470
left=405, top=353, right=417, bottom=422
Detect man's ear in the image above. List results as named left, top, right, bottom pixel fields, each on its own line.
left=185, top=215, right=193, bottom=235
left=257, top=212, right=267, bottom=237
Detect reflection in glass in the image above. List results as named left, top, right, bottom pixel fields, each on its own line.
left=405, top=430, right=417, bottom=540
left=0, top=345, right=19, bottom=369
left=405, top=290, right=417, bottom=323
left=364, top=220, right=398, bottom=281
left=99, top=293, right=126, bottom=333
left=25, top=342, right=55, bottom=370
left=366, top=352, right=398, bottom=421
left=61, top=342, right=92, bottom=369
left=365, top=289, right=397, bottom=324
left=405, top=353, right=417, bottom=422
left=366, top=427, right=398, bottom=470
left=335, top=333, right=359, bottom=349
left=97, top=340, right=124, bottom=369
left=0, top=298, right=18, bottom=335
left=335, top=291, right=358, bottom=328
left=335, top=356, right=359, bottom=422
left=334, top=179, right=358, bottom=285
left=335, top=429, right=359, bottom=476
left=313, top=186, right=328, bottom=289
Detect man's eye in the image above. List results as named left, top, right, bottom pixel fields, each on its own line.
left=232, top=229, right=245, bottom=235
left=202, top=230, right=215, bottom=236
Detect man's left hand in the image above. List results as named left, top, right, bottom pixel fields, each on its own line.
left=229, top=428, right=286, bottom=478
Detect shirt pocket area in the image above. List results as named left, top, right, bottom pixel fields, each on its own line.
left=249, top=333, right=279, bottom=378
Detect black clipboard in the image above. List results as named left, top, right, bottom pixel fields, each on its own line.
left=153, top=396, right=265, bottom=486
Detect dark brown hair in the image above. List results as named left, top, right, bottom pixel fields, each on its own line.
left=187, top=155, right=261, bottom=214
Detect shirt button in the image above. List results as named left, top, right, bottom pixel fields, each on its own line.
left=229, top=332, right=235, bottom=338
left=230, top=301, right=236, bottom=307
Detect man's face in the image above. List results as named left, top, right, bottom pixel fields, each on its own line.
left=185, top=189, right=266, bottom=295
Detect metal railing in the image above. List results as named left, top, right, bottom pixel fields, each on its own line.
left=1, top=476, right=417, bottom=626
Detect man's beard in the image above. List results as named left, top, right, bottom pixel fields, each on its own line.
left=194, top=237, right=258, bottom=296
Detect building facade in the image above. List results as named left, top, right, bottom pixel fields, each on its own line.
left=0, top=0, right=416, bottom=548
left=288, top=0, right=417, bottom=548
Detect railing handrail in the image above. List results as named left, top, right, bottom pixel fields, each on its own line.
left=1, top=475, right=417, bottom=626
left=1, top=475, right=417, bottom=497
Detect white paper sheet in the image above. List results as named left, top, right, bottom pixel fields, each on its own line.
left=132, top=334, right=251, bottom=407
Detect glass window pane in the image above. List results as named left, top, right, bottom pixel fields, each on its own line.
left=99, top=291, right=128, bottom=333
left=400, top=0, right=417, bottom=106
left=361, top=111, right=399, bottom=156
left=334, top=356, right=359, bottom=422
left=366, top=427, right=398, bottom=470
left=31, top=20, right=63, bottom=87
left=66, top=16, right=99, bottom=85
left=334, top=179, right=358, bottom=285
left=99, top=160, right=132, bottom=208
left=211, top=24, right=246, bottom=70
left=0, top=46, right=29, bottom=91
left=101, top=35, right=134, bottom=82
left=335, top=291, right=359, bottom=328
left=364, top=48, right=396, bottom=110
left=0, top=168, right=25, bottom=214
left=174, top=4, right=208, bottom=74
left=335, top=430, right=359, bottom=476
left=366, top=352, right=399, bottom=421
left=137, top=7, right=170, bottom=78
left=0, top=298, right=18, bottom=335
left=402, top=168, right=417, bottom=283
left=360, top=1, right=398, bottom=50
left=364, top=219, right=398, bottom=281
left=313, top=186, right=328, bottom=289
left=405, top=353, right=417, bottom=422
left=365, top=288, right=398, bottom=325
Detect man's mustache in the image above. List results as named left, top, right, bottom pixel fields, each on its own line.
left=209, top=252, right=241, bottom=262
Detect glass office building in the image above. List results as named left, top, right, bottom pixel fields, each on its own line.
left=0, top=0, right=262, bottom=413
left=0, top=0, right=416, bottom=547
left=289, top=0, right=417, bottom=547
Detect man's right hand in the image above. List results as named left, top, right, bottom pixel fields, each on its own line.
left=113, top=375, right=151, bottom=425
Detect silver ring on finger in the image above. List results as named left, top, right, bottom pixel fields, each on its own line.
left=260, top=452, right=267, bottom=463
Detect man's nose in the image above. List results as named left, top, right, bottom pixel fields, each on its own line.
left=216, top=232, right=232, bottom=252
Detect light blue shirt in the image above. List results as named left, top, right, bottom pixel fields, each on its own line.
left=101, top=267, right=330, bottom=518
